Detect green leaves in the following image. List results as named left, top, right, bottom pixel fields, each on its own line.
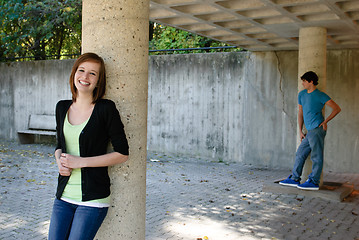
left=149, top=23, right=240, bottom=55
left=1, top=1, right=239, bottom=61
left=0, top=0, right=81, bottom=61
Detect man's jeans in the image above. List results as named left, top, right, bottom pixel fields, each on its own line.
left=291, top=126, right=326, bottom=184
left=48, top=198, right=108, bottom=240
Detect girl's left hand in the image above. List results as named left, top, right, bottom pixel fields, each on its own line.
left=60, top=153, right=83, bottom=169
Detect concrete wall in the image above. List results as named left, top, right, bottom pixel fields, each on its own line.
left=1, top=50, right=358, bottom=172
left=0, top=60, right=73, bottom=140
left=148, top=51, right=298, bottom=168
left=326, top=50, right=359, bottom=172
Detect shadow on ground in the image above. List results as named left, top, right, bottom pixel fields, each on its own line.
left=0, top=141, right=358, bottom=240
left=146, top=152, right=359, bottom=240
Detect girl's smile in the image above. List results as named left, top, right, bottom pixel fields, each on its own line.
left=74, top=61, right=100, bottom=93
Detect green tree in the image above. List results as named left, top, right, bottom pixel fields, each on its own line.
left=0, top=1, right=239, bottom=62
left=149, top=23, right=240, bottom=55
left=0, top=0, right=81, bottom=61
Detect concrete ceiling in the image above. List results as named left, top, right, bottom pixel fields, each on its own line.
left=149, top=0, right=359, bottom=51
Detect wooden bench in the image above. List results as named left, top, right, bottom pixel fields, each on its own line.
left=17, top=114, right=56, bottom=144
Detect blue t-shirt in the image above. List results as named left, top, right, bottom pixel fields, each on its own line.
left=298, top=89, right=331, bottom=130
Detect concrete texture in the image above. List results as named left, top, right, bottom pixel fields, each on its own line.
left=326, top=50, right=359, bottom=172
left=149, top=0, right=359, bottom=51
left=148, top=51, right=299, bottom=169
left=0, top=60, right=72, bottom=140
left=1, top=140, right=359, bottom=240
left=298, top=27, right=327, bottom=82
left=1, top=51, right=359, bottom=173
left=81, top=0, right=150, bottom=239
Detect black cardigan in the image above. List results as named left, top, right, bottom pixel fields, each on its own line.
left=55, top=99, right=129, bottom=201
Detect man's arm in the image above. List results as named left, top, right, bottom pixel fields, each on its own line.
left=298, top=104, right=305, bottom=141
left=319, top=99, right=341, bottom=130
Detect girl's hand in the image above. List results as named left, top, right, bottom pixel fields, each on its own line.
left=60, top=153, right=83, bottom=169
left=58, top=164, right=72, bottom=176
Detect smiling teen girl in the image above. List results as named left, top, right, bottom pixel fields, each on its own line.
left=48, top=53, right=129, bottom=240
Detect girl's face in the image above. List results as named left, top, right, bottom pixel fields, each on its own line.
left=74, top=61, right=101, bottom=95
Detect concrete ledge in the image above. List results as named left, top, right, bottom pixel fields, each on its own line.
left=262, top=180, right=354, bottom=202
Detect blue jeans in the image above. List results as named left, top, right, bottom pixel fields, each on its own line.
left=48, top=199, right=108, bottom=240
left=291, top=126, right=326, bottom=184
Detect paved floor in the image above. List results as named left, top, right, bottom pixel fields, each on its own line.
left=0, top=140, right=358, bottom=240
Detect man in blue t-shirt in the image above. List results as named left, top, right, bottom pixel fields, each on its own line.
left=280, top=71, right=341, bottom=190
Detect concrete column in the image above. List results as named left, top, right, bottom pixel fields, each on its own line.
left=298, top=27, right=327, bottom=186
left=82, top=0, right=149, bottom=239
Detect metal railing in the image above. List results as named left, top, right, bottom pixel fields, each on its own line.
left=0, top=46, right=243, bottom=62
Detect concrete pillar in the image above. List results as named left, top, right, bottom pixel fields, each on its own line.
left=298, top=27, right=327, bottom=186
left=82, top=0, right=149, bottom=239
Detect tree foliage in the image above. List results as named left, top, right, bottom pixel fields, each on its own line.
left=0, top=0, right=81, bottom=61
left=0, top=1, right=240, bottom=62
left=149, top=22, right=240, bottom=55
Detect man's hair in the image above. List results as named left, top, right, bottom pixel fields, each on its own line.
left=301, top=71, right=318, bottom=86
left=69, top=52, right=106, bottom=103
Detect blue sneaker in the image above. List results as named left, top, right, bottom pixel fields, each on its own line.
left=279, top=175, right=300, bottom=187
left=297, top=179, right=319, bottom=190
